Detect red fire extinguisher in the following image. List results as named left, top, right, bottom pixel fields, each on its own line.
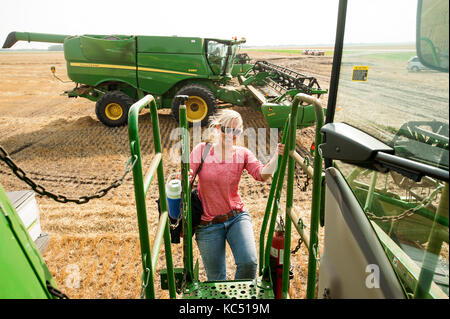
left=270, top=219, right=285, bottom=299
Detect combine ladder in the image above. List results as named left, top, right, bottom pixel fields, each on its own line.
left=128, top=93, right=325, bottom=299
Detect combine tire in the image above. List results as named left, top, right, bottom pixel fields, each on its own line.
left=171, top=84, right=217, bottom=126
left=95, top=91, right=134, bottom=127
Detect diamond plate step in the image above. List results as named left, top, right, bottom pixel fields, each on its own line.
left=183, top=278, right=274, bottom=299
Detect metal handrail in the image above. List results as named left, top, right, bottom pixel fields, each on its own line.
left=258, top=119, right=289, bottom=276
left=128, top=95, right=176, bottom=299
left=178, top=103, right=195, bottom=284
left=293, top=94, right=324, bottom=299
left=260, top=93, right=325, bottom=299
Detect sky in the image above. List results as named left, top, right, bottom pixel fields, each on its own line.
left=0, top=0, right=417, bottom=49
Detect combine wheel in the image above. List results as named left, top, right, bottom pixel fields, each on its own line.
left=95, top=91, right=134, bottom=127
left=171, top=84, right=217, bottom=126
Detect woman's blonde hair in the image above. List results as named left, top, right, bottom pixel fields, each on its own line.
left=205, top=109, right=243, bottom=143
left=208, top=109, right=243, bottom=130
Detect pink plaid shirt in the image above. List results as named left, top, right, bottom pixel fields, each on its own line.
left=190, top=142, right=264, bottom=221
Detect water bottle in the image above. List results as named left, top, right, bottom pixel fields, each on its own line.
left=166, top=173, right=182, bottom=219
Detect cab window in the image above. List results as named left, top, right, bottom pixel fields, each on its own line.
left=334, top=0, right=449, bottom=298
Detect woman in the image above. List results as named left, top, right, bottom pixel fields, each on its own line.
left=189, top=109, right=284, bottom=281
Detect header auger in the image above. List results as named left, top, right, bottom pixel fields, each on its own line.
left=252, top=60, right=324, bottom=96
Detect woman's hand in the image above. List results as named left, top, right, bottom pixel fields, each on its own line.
left=260, top=144, right=285, bottom=182
left=277, top=143, right=285, bottom=156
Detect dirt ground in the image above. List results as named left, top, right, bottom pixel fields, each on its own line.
left=0, top=51, right=332, bottom=299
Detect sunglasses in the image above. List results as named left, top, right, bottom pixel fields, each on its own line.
left=220, top=126, right=242, bottom=136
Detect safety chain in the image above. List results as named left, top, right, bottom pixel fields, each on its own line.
left=277, top=215, right=304, bottom=255
left=46, top=282, right=69, bottom=299
left=0, top=145, right=137, bottom=205
left=294, top=162, right=310, bottom=192
left=139, top=267, right=151, bottom=299
left=291, top=238, right=303, bottom=255
left=366, top=184, right=443, bottom=222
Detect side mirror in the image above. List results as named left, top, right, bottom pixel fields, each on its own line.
left=417, top=0, right=449, bottom=72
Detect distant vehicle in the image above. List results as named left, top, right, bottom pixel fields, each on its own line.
left=407, top=56, right=427, bottom=72
left=303, top=49, right=324, bottom=56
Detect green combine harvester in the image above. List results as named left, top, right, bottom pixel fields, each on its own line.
left=3, top=32, right=326, bottom=128
left=0, top=0, right=448, bottom=300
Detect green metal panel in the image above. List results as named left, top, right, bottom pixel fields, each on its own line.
left=137, top=36, right=204, bottom=54
left=67, top=65, right=137, bottom=89
left=261, top=103, right=321, bottom=129
left=138, top=53, right=209, bottom=76
left=64, top=37, right=87, bottom=61
left=80, top=35, right=136, bottom=64
left=65, top=36, right=138, bottom=88
left=0, top=185, right=55, bottom=299
left=138, top=53, right=209, bottom=95
left=231, top=63, right=253, bottom=77
left=214, top=85, right=248, bottom=106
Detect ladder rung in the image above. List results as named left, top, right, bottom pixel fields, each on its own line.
left=151, top=210, right=168, bottom=275
left=286, top=207, right=310, bottom=249
left=144, top=153, right=162, bottom=195
left=289, top=150, right=314, bottom=179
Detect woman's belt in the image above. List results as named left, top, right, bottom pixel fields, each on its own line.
left=199, top=209, right=242, bottom=226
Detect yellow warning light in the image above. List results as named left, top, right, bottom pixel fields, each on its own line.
left=51, top=66, right=56, bottom=74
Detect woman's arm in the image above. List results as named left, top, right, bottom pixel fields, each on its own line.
left=260, top=143, right=285, bottom=181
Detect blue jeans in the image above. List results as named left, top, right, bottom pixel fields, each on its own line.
left=195, top=211, right=258, bottom=281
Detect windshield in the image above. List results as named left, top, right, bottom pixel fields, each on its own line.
left=334, top=0, right=449, bottom=170
left=206, top=40, right=228, bottom=75
left=333, top=0, right=449, bottom=298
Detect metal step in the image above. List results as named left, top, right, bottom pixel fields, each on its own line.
left=6, top=190, right=49, bottom=254
left=183, top=278, right=274, bottom=299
